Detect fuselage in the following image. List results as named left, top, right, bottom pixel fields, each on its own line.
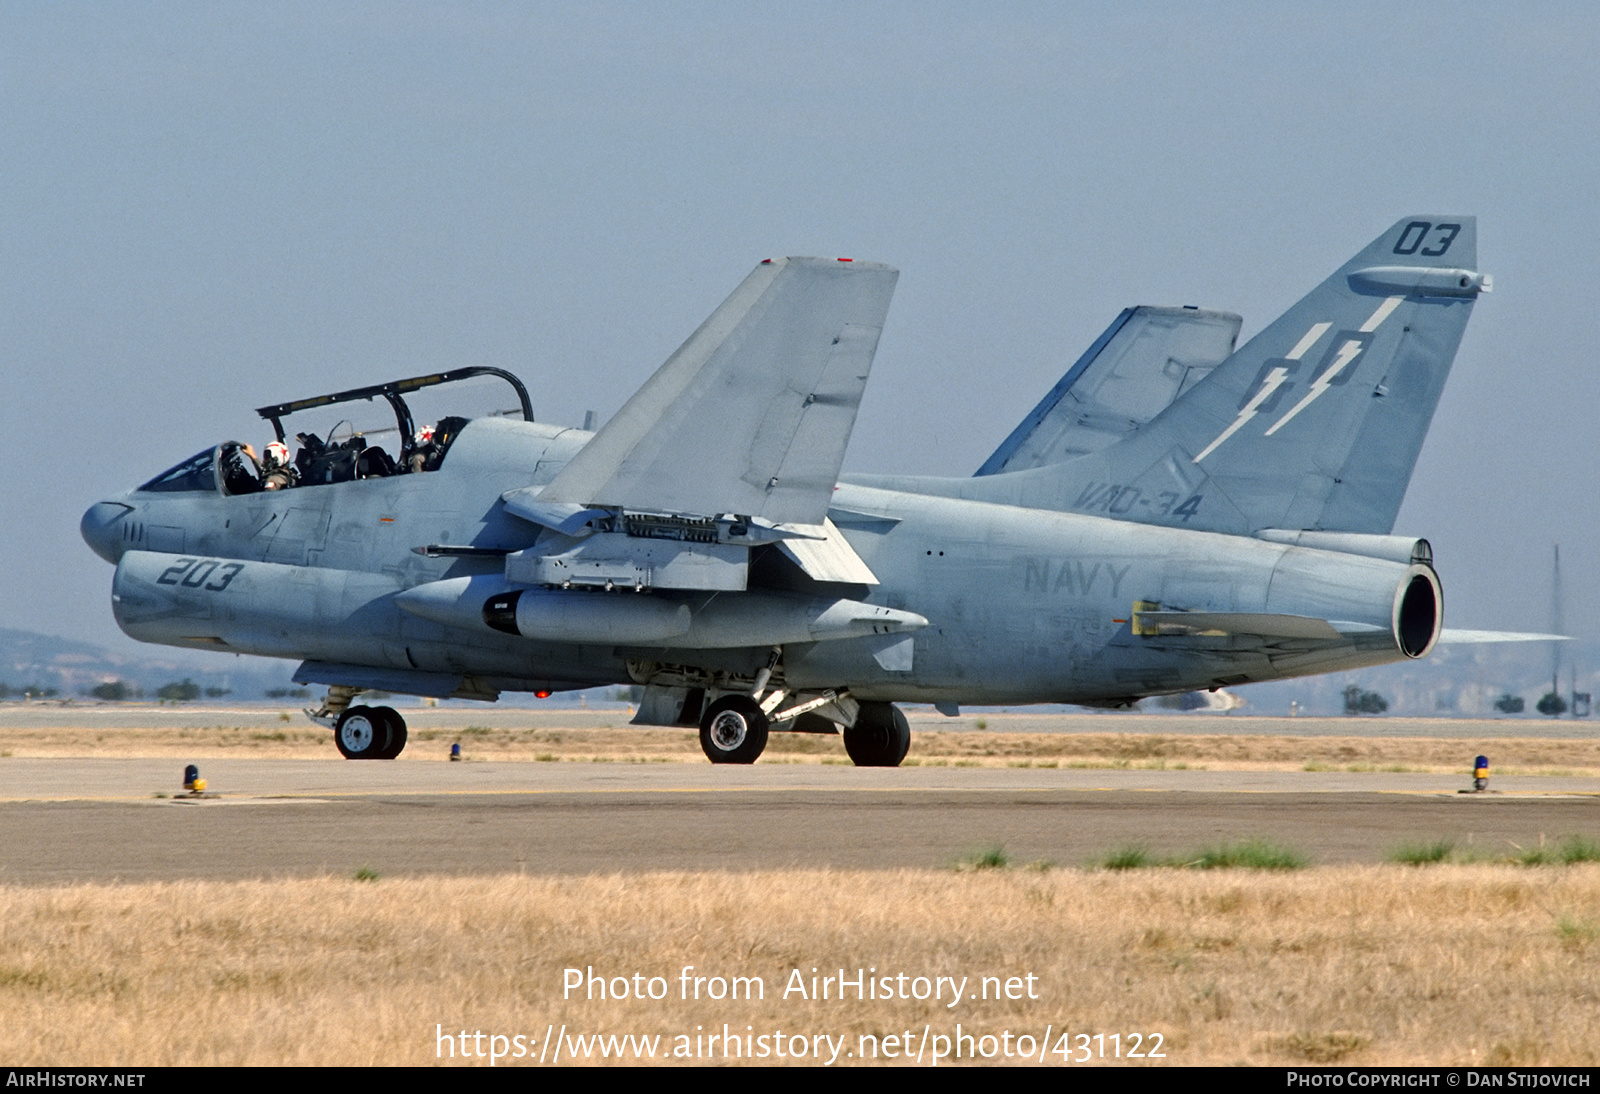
left=84, top=416, right=1431, bottom=706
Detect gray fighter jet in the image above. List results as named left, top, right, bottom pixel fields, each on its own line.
left=81, top=218, right=1491, bottom=765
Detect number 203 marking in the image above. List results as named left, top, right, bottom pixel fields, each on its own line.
left=156, top=557, right=244, bottom=592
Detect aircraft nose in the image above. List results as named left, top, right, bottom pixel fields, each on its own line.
left=81, top=500, right=133, bottom=564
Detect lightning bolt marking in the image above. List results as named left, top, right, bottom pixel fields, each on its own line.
left=1264, top=339, right=1363, bottom=435
left=1264, top=297, right=1401, bottom=436
left=1192, top=321, right=1330, bottom=464
left=1193, top=366, right=1291, bottom=463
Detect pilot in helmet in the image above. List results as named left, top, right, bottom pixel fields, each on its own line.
left=261, top=441, right=296, bottom=491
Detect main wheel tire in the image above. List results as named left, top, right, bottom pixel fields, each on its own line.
left=372, top=707, right=408, bottom=759
left=335, top=705, right=392, bottom=760
left=843, top=702, right=911, bottom=767
left=699, top=696, right=770, bottom=764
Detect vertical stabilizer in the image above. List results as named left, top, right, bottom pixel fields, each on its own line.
left=967, top=217, right=1487, bottom=535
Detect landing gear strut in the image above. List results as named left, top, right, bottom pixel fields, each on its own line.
left=335, top=705, right=408, bottom=760
left=843, top=702, right=910, bottom=767
left=699, top=695, right=769, bottom=764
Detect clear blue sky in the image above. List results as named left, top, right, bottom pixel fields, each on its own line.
left=4, top=2, right=1597, bottom=661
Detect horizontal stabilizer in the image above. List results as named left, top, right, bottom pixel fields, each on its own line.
left=1134, top=610, right=1343, bottom=641
left=539, top=256, right=898, bottom=527
left=1436, top=629, right=1568, bottom=644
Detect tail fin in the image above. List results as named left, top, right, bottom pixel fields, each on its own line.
left=976, top=216, right=1487, bottom=535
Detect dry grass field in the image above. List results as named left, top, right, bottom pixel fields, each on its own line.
left=3, top=865, right=1598, bottom=1066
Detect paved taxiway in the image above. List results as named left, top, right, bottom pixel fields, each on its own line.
left=1, top=756, right=1596, bottom=883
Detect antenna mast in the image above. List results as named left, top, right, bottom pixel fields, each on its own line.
left=1551, top=544, right=1563, bottom=699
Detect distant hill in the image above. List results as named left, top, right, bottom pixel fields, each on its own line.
left=0, top=627, right=300, bottom=701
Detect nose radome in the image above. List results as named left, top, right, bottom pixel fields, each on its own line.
left=81, top=501, right=133, bottom=564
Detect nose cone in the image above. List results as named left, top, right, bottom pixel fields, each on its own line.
left=81, top=501, right=133, bottom=563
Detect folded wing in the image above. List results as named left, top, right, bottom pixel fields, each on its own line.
left=539, top=256, right=899, bottom=528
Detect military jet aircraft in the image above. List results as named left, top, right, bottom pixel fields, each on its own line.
left=82, top=216, right=1491, bottom=765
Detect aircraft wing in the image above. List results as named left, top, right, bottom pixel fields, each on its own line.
left=539, top=257, right=899, bottom=528
left=975, top=306, right=1241, bottom=475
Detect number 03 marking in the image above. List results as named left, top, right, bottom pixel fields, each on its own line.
left=1393, top=221, right=1461, bottom=258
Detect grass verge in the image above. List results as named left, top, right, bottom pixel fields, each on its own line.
left=954, top=846, right=1010, bottom=871
left=1388, top=836, right=1600, bottom=867
left=1097, top=840, right=1307, bottom=871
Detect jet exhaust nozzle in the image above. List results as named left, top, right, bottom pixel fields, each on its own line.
left=1263, top=548, right=1441, bottom=661
left=1393, top=566, right=1441, bottom=659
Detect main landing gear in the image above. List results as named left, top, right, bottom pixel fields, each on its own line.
left=697, top=694, right=910, bottom=767
left=335, top=705, right=409, bottom=760
left=698, top=695, right=769, bottom=765
left=842, top=702, right=911, bottom=767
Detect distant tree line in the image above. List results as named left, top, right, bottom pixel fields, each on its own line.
left=0, top=683, right=60, bottom=699
left=1343, top=685, right=1389, bottom=715
left=1493, top=691, right=1581, bottom=717
left=1536, top=692, right=1569, bottom=717
left=1, top=679, right=247, bottom=703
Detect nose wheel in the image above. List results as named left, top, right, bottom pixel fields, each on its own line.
left=335, top=705, right=408, bottom=759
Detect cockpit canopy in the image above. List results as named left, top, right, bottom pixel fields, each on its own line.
left=134, top=367, right=534, bottom=496
left=137, top=448, right=222, bottom=494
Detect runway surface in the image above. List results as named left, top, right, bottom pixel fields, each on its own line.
left=1, top=755, right=1596, bottom=883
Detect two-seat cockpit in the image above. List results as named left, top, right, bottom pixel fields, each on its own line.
left=135, top=368, right=535, bottom=498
